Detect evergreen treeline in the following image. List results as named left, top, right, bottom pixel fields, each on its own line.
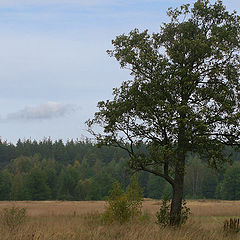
left=0, top=138, right=239, bottom=201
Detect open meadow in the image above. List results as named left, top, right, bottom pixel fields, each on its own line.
left=0, top=200, right=240, bottom=240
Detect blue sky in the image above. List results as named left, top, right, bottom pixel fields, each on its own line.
left=1, top=0, right=240, bottom=143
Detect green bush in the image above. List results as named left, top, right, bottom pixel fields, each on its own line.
left=180, top=200, right=191, bottom=224
left=102, top=189, right=131, bottom=224
left=102, top=175, right=143, bottom=224
left=0, top=206, right=27, bottom=231
left=155, top=196, right=170, bottom=227
left=156, top=197, right=190, bottom=227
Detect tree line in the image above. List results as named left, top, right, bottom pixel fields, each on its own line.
left=0, top=138, right=239, bottom=201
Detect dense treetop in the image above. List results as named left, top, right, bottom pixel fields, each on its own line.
left=88, top=0, right=240, bottom=225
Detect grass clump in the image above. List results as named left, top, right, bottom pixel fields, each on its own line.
left=0, top=206, right=27, bottom=231
left=223, top=218, right=240, bottom=235
left=102, top=175, right=144, bottom=224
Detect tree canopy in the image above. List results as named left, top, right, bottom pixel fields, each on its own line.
left=88, top=0, right=240, bottom=225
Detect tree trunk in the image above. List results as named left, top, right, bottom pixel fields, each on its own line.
left=170, top=106, right=187, bottom=226
left=170, top=156, right=185, bottom=226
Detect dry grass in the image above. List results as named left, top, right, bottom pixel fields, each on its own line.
left=0, top=200, right=240, bottom=240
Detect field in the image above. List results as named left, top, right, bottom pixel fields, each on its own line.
left=0, top=200, right=240, bottom=240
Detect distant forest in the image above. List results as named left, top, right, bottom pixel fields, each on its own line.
left=0, top=138, right=239, bottom=201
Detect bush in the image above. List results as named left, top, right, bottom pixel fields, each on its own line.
left=102, top=175, right=143, bottom=224
left=0, top=206, right=27, bottom=231
left=180, top=200, right=191, bottom=224
left=156, top=197, right=190, bottom=227
left=155, top=196, right=170, bottom=227
left=102, top=188, right=131, bottom=224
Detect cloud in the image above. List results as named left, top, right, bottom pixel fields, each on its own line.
left=7, top=102, right=75, bottom=120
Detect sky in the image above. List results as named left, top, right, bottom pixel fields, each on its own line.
left=0, top=0, right=240, bottom=144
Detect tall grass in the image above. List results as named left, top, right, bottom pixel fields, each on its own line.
left=0, top=200, right=239, bottom=240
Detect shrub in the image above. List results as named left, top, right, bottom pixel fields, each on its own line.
left=155, top=196, right=170, bottom=227
left=102, top=189, right=131, bottom=224
left=180, top=200, right=191, bottom=224
left=156, top=197, right=190, bottom=227
left=102, top=175, right=143, bottom=224
left=0, top=206, right=27, bottom=231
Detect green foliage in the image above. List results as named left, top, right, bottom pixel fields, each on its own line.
left=184, top=156, right=204, bottom=198
left=1, top=138, right=240, bottom=202
left=88, top=0, right=240, bottom=226
left=75, top=178, right=93, bottom=200
left=26, top=167, right=51, bottom=200
left=57, top=165, right=80, bottom=200
left=102, top=175, right=143, bottom=224
left=126, top=175, right=144, bottom=217
left=201, top=168, right=218, bottom=199
left=0, top=171, right=11, bottom=200
left=184, top=155, right=218, bottom=199
left=102, top=183, right=131, bottom=224
left=0, top=207, right=27, bottom=232
left=156, top=198, right=190, bottom=227
left=147, top=175, right=167, bottom=199
left=216, top=162, right=240, bottom=200
left=87, top=172, right=115, bottom=200
left=156, top=197, right=171, bottom=227
left=180, top=200, right=191, bottom=224
left=10, top=174, right=30, bottom=200
left=8, top=155, right=36, bottom=174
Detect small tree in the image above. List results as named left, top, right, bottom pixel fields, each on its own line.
left=103, top=181, right=131, bottom=224
left=103, top=175, right=143, bottom=224
left=88, top=0, right=240, bottom=226
left=126, top=175, right=144, bottom=218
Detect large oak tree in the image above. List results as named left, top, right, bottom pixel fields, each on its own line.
left=87, top=0, right=240, bottom=225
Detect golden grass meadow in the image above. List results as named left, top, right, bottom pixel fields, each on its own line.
left=0, top=199, right=240, bottom=240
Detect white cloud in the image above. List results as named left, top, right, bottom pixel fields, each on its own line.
left=7, top=102, right=75, bottom=120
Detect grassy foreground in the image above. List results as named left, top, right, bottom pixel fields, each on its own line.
left=0, top=200, right=240, bottom=240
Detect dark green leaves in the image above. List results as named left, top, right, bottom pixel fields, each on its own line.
left=88, top=0, right=240, bottom=180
